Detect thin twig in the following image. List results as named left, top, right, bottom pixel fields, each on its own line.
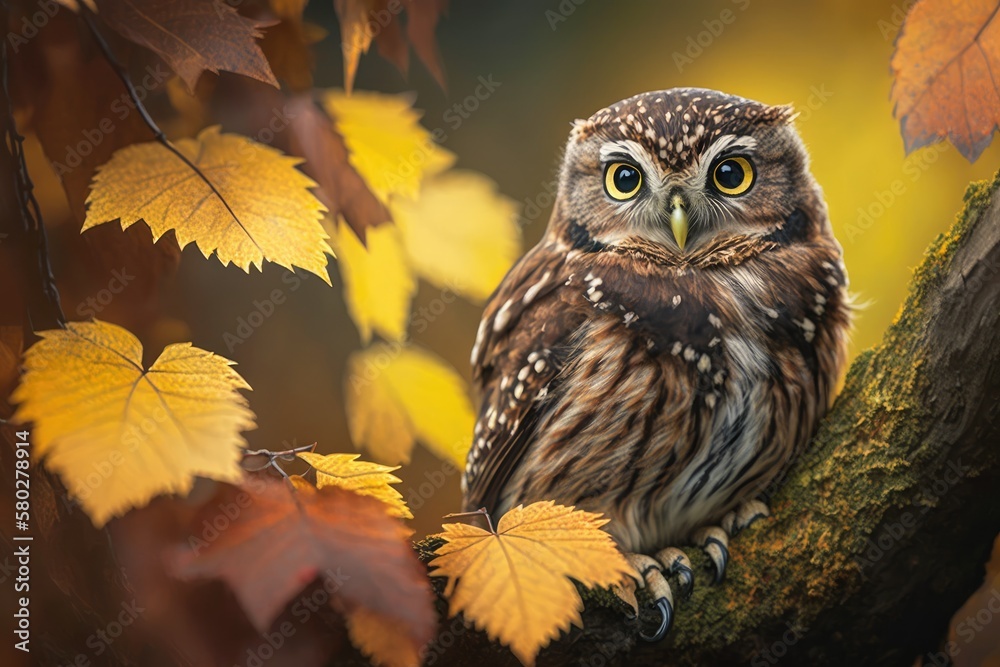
left=444, top=508, right=496, bottom=534
left=0, top=23, right=64, bottom=330
left=77, top=6, right=246, bottom=230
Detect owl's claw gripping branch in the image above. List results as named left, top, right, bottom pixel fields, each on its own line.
left=624, top=554, right=675, bottom=642
left=655, top=546, right=694, bottom=599
left=693, top=526, right=730, bottom=584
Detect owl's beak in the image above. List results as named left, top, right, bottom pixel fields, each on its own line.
left=670, top=195, right=688, bottom=250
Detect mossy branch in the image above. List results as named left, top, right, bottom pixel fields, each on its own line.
left=406, top=173, right=1000, bottom=667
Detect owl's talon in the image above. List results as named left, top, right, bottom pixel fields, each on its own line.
left=704, top=537, right=729, bottom=583
left=655, top=546, right=694, bottom=599
left=640, top=597, right=673, bottom=642
left=624, top=553, right=675, bottom=641
left=693, top=526, right=730, bottom=583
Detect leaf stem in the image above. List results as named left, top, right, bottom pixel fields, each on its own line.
left=77, top=5, right=245, bottom=229
left=444, top=508, right=495, bottom=534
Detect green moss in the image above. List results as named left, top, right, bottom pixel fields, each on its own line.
left=658, top=171, right=1000, bottom=653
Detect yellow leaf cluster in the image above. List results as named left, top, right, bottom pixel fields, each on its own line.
left=85, top=126, right=333, bottom=283
left=323, top=90, right=455, bottom=205
left=328, top=217, right=415, bottom=344
left=346, top=607, right=423, bottom=667
left=296, top=451, right=412, bottom=519
left=12, top=320, right=255, bottom=527
left=322, top=90, right=521, bottom=464
left=345, top=344, right=474, bottom=466
left=392, top=170, right=522, bottom=301
left=429, top=502, right=632, bottom=666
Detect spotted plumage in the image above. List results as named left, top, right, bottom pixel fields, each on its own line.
left=463, top=88, right=850, bottom=636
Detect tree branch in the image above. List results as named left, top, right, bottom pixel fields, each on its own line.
left=406, top=173, right=1000, bottom=667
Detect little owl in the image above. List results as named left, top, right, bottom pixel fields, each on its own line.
left=462, top=88, right=851, bottom=639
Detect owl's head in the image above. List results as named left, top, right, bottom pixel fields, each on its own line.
left=552, top=88, right=823, bottom=256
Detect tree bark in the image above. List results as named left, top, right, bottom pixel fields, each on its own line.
left=409, top=174, right=1000, bottom=667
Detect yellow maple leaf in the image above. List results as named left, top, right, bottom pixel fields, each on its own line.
left=296, top=451, right=412, bottom=519
left=429, top=502, right=632, bottom=666
left=328, top=217, right=415, bottom=344
left=345, top=344, right=473, bottom=465
left=346, top=607, right=424, bottom=667
left=11, top=320, right=255, bottom=527
left=84, top=126, right=333, bottom=283
left=323, top=90, right=455, bottom=206
left=392, top=171, right=522, bottom=302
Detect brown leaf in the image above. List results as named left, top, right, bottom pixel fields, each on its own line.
left=891, top=0, right=1000, bottom=161
left=96, top=0, right=279, bottom=92
left=170, top=476, right=435, bottom=654
left=334, top=0, right=448, bottom=91
left=112, top=496, right=342, bottom=666
left=286, top=95, right=390, bottom=241
left=12, top=11, right=180, bottom=315
left=404, top=0, right=448, bottom=90
left=260, top=18, right=327, bottom=91
left=373, top=0, right=409, bottom=76
left=334, top=0, right=376, bottom=93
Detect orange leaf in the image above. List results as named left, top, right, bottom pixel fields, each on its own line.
left=97, top=0, right=279, bottom=91
left=891, top=0, right=1000, bottom=161
left=171, top=477, right=435, bottom=652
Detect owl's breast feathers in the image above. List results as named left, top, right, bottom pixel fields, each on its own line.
left=464, top=210, right=849, bottom=548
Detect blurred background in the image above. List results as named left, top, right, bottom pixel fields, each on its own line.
left=21, top=0, right=1000, bottom=664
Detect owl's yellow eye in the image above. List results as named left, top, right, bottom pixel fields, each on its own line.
left=711, top=157, right=755, bottom=196
left=604, top=162, right=643, bottom=201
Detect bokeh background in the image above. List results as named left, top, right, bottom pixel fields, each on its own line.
left=23, top=0, right=1000, bottom=664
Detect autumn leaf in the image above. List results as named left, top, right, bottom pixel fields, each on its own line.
left=392, top=171, right=522, bottom=302
left=11, top=320, right=254, bottom=526
left=891, top=0, right=1000, bottom=161
left=345, top=344, right=473, bottom=465
left=334, top=0, right=376, bottom=94
left=85, top=126, right=334, bottom=283
left=329, top=217, right=415, bottom=343
left=322, top=89, right=455, bottom=206
left=296, top=451, right=412, bottom=519
left=337, top=0, right=450, bottom=91
left=97, top=0, right=278, bottom=91
left=286, top=96, right=391, bottom=241
left=429, top=502, right=632, bottom=666
left=171, top=477, right=435, bottom=656
left=401, top=0, right=449, bottom=90
left=347, top=607, right=423, bottom=667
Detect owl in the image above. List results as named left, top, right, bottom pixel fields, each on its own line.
left=462, top=88, right=851, bottom=639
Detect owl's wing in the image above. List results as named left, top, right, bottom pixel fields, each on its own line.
left=464, top=242, right=583, bottom=514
